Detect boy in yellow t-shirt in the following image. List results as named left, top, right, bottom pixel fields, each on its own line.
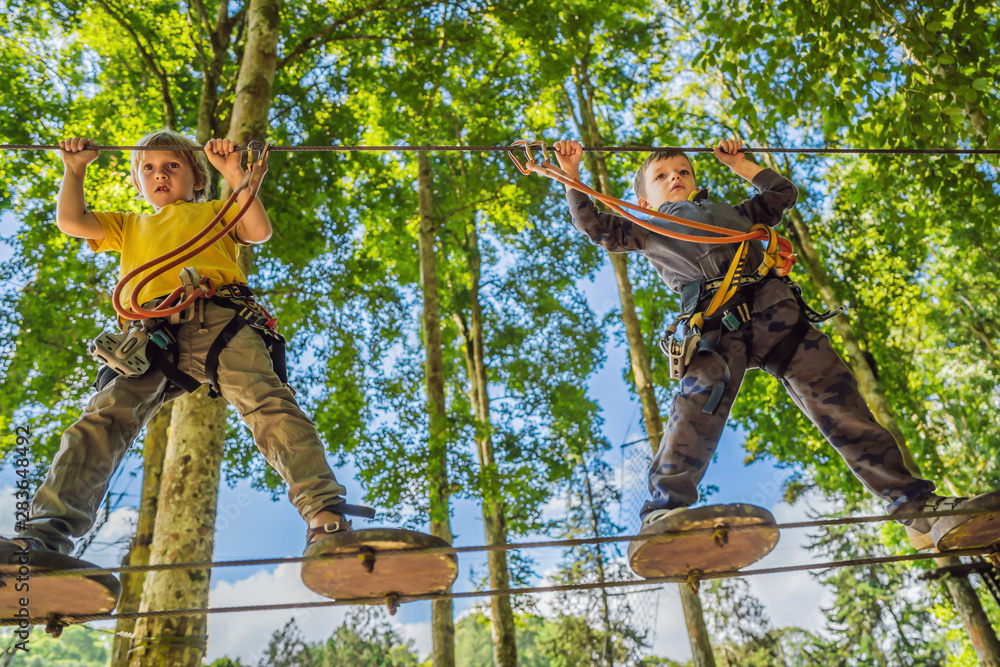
left=8, top=130, right=362, bottom=569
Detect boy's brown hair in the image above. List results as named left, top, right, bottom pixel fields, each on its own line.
left=130, top=129, right=210, bottom=202
left=633, top=149, right=695, bottom=201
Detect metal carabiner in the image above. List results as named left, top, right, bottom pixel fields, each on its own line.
left=507, top=139, right=551, bottom=175
left=245, top=140, right=272, bottom=172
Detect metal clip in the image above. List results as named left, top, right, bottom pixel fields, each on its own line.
left=507, top=139, right=550, bottom=175
left=686, top=569, right=702, bottom=594
left=167, top=267, right=204, bottom=324
left=242, top=140, right=273, bottom=192
left=246, top=140, right=272, bottom=171
left=662, top=321, right=702, bottom=380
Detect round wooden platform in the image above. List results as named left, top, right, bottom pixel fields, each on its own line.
left=933, top=491, right=1000, bottom=551
left=0, top=544, right=120, bottom=621
left=301, top=529, right=458, bottom=602
left=628, top=504, right=779, bottom=578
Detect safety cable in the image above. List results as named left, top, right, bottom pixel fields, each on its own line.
left=21, top=505, right=996, bottom=581
left=4, top=542, right=995, bottom=627
left=2, top=143, right=999, bottom=155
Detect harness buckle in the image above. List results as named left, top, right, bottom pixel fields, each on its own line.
left=721, top=301, right=752, bottom=332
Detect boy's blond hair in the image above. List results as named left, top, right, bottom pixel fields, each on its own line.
left=633, top=149, right=695, bottom=201
left=130, top=129, right=210, bottom=202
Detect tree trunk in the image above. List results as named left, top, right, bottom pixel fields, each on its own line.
left=227, top=0, right=279, bottom=145
left=128, top=389, right=227, bottom=667
left=679, top=581, right=717, bottom=667
left=573, top=71, right=716, bottom=667
left=111, top=408, right=170, bottom=667
left=417, top=151, right=456, bottom=667
left=758, top=152, right=1000, bottom=664
left=129, top=2, right=282, bottom=664
left=454, top=217, right=518, bottom=667
left=580, top=463, right=614, bottom=667
left=937, top=556, right=1000, bottom=666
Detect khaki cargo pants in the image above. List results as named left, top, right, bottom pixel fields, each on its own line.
left=23, top=301, right=346, bottom=554
left=641, top=291, right=934, bottom=518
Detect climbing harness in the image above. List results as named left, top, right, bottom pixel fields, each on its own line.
left=509, top=140, right=845, bottom=413
left=90, top=142, right=288, bottom=396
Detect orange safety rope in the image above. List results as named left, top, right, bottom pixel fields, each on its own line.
left=507, top=141, right=797, bottom=292
left=111, top=142, right=271, bottom=321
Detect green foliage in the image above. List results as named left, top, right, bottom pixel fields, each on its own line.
left=0, top=624, right=110, bottom=666
left=455, top=610, right=656, bottom=667
left=804, top=499, right=950, bottom=666
left=247, top=613, right=420, bottom=667
left=546, top=457, right=647, bottom=665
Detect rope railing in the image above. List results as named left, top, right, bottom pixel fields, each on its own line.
left=4, top=542, right=995, bottom=627
left=2, top=143, right=999, bottom=155
left=20, top=506, right=996, bottom=580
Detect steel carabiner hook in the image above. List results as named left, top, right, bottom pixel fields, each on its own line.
left=245, top=140, right=271, bottom=172
left=507, top=139, right=551, bottom=175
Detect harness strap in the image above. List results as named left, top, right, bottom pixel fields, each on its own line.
left=147, top=343, right=202, bottom=393
left=204, top=291, right=289, bottom=399
left=203, top=315, right=248, bottom=399
left=695, top=334, right=732, bottom=415
left=759, top=315, right=812, bottom=379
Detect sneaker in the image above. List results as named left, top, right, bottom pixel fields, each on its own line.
left=0, top=536, right=52, bottom=561
left=639, top=507, right=690, bottom=534
left=894, top=495, right=969, bottom=551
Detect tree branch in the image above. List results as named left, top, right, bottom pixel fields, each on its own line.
left=278, top=0, right=442, bottom=71
left=94, top=0, right=176, bottom=126
left=279, top=0, right=391, bottom=71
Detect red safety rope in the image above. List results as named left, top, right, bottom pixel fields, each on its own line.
left=112, top=143, right=271, bottom=321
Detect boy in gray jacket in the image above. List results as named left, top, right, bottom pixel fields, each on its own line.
left=553, top=138, right=975, bottom=552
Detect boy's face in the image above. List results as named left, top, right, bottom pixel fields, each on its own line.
left=134, top=151, right=203, bottom=209
left=641, top=155, right=697, bottom=209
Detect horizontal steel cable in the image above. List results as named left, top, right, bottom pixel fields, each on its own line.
left=5, top=543, right=995, bottom=627
left=2, top=143, right=998, bottom=155
left=21, top=506, right=996, bottom=580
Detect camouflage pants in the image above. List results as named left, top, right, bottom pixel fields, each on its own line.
left=641, top=294, right=934, bottom=517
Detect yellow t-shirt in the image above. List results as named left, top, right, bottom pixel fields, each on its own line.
left=88, top=200, right=248, bottom=312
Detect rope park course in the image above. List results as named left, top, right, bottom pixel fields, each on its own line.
left=7, top=138, right=1000, bottom=637
left=4, top=507, right=1000, bottom=629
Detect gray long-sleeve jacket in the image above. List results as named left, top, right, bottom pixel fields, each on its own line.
left=567, top=167, right=799, bottom=310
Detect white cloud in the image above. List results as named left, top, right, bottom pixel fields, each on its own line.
left=204, top=562, right=434, bottom=664
left=746, top=495, right=836, bottom=634
left=205, top=562, right=345, bottom=664
left=398, top=621, right=432, bottom=659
